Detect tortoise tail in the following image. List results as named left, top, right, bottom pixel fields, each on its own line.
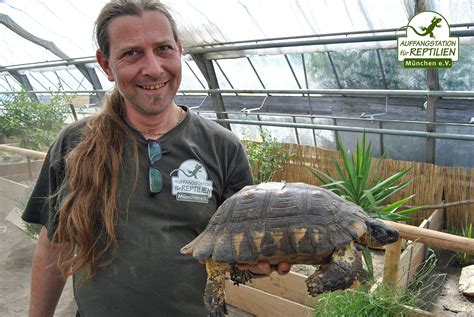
left=180, top=238, right=198, bottom=255
left=180, top=229, right=216, bottom=261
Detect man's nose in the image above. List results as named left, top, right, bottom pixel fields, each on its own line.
left=142, top=53, right=164, bottom=76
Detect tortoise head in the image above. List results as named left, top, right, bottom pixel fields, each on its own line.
left=365, top=218, right=400, bottom=247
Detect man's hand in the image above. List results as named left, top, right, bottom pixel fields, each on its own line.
left=237, top=262, right=291, bottom=276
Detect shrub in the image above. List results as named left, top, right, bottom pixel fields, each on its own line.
left=1, top=88, right=68, bottom=150
left=244, top=129, right=295, bottom=184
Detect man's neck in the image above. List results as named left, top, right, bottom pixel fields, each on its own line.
left=124, top=104, right=184, bottom=139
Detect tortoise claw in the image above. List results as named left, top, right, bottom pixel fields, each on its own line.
left=229, top=264, right=253, bottom=285
left=206, top=302, right=228, bottom=317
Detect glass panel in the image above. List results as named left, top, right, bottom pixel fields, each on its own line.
left=259, top=115, right=297, bottom=143
left=180, top=59, right=207, bottom=90
left=228, top=113, right=260, bottom=140
left=330, top=49, right=384, bottom=89
left=0, top=74, right=22, bottom=92
left=93, top=66, right=114, bottom=91
left=380, top=49, right=426, bottom=90
left=247, top=55, right=300, bottom=90
left=439, top=44, right=474, bottom=91
left=213, top=58, right=263, bottom=89
left=55, top=68, right=92, bottom=91
left=24, top=71, right=60, bottom=91
left=293, top=116, right=315, bottom=146
left=303, top=52, right=338, bottom=89
left=286, top=54, right=306, bottom=89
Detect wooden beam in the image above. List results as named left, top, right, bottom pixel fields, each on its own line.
left=0, top=144, right=46, bottom=159
left=382, top=219, right=474, bottom=255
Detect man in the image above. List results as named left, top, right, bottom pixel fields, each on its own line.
left=23, top=1, right=289, bottom=316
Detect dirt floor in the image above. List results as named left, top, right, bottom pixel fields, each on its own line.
left=429, top=249, right=474, bottom=316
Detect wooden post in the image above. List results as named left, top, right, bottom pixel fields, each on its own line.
left=382, top=239, right=402, bottom=286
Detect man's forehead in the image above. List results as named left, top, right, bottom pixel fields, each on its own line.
left=107, top=11, right=175, bottom=48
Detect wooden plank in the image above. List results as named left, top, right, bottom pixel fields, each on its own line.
left=397, top=244, right=413, bottom=290
left=397, top=219, right=429, bottom=290
left=408, top=219, right=430, bottom=278
left=0, top=160, right=44, bottom=178
left=427, top=208, right=444, bottom=232
left=225, top=280, right=315, bottom=317
left=0, top=177, right=28, bottom=201
left=242, top=271, right=316, bottom=308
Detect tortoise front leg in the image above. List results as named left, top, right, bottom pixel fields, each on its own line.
left=204, top=259, right=228, bottom=317
left=306, top=241, right=362, bottom=295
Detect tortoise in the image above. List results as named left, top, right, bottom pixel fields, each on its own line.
left=180, top=182, right=399, bottom=316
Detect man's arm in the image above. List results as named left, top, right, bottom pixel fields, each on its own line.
left=29, top=227, right=68, bottom=317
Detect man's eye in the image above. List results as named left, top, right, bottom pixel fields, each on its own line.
left=159, top=45, right=171, bottom=51
left=124, top=51, right=138, bottom=57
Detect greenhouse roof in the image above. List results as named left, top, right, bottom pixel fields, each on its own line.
left=0, top=0, right=474, bottom=95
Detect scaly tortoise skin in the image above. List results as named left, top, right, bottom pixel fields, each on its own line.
left=181, top=182, right=399, bottom=316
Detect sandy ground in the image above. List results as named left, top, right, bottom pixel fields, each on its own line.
left=0, top=210, right=77, bottom=316
left=430, top=249, right=474, bottom=316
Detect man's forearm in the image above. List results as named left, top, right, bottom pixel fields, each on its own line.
left=29, top=227, right=68, bottom=317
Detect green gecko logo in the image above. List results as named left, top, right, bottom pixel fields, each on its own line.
left=406, top=16, right=443, bottom=38
left=397, top=11, right=459, bottom=68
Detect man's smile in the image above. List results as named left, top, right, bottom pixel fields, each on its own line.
left=139, top=82, right=167, bottom=90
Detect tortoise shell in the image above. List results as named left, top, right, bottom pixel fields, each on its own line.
left=182, top=182, right=376, bottom=265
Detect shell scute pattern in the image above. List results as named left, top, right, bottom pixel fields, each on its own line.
left=228, top=189, right=265, bottom=223
left=191, top=183, right=371, bottom=263
left=266, top=188, right=304, bottom=218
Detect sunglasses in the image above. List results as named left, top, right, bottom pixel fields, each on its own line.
left=148, top=140, right=168, bottom=197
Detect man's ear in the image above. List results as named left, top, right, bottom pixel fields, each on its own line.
left=177, top=41, right=183, bottom=56
left=96, top=49, right=114, bottom=82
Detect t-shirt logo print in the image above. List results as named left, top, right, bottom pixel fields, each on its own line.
left=170, top=159, right=213, bottom=203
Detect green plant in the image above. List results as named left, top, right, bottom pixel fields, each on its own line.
left=310, top=133, right=421, bottom=221
left=447, top=218, right=474, bottom=266
left=244, top=129, right=295, bottom=184
left=0, top=88, right=69, bottom=150
left=314, top=285, right=416, bottom=317
left=407, top=249, right=446, bottom=311
left=310, top=133, right=423, bottom=280
left=313, top=249, right=444, bottom=316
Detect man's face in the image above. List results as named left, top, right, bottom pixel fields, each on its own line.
left=97, top=11, right=182, bottom=116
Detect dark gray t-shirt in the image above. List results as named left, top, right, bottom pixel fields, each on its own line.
left=22, top=106, right=253, bottom=316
